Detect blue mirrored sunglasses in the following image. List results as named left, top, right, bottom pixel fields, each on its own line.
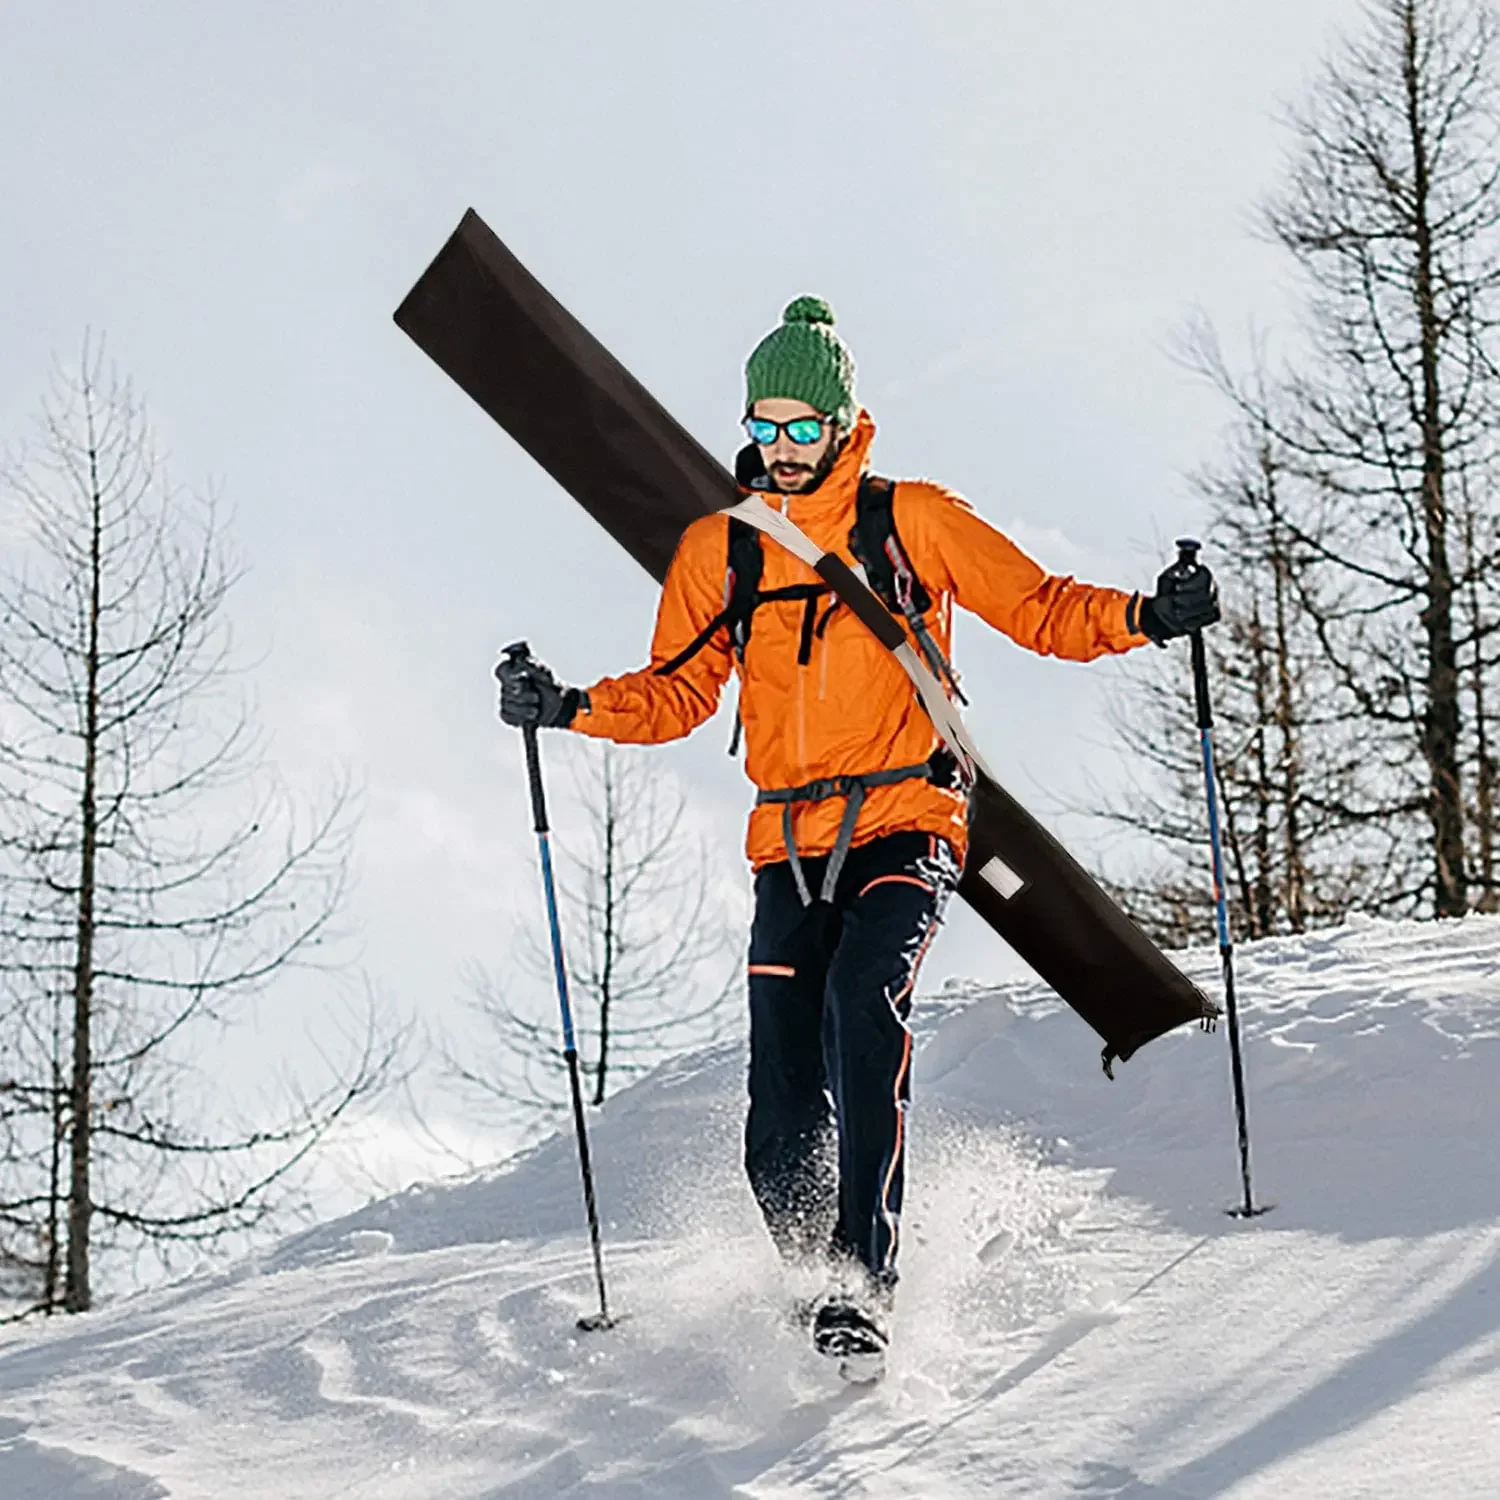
left=744, top=414, right=831, bottom=447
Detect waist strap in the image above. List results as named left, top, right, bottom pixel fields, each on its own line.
left=755, top=762, right=933, bottom=906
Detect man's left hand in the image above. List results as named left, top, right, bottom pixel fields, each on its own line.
left=1137, top=558, right=1221, bottom=644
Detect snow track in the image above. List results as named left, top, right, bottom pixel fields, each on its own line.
left=4, top=915, right=1500, bottom=1495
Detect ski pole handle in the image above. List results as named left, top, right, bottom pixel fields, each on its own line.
left=521, top=727, right=549, bottom=835
left=499, top=641, right=551, bottom=834
left=1171, top=540, right=1215, bottom=731
left=1189, top=633, right=1213, bottom=731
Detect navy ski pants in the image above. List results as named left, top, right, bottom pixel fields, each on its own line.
left=744, top=829, right=961, bottom=1289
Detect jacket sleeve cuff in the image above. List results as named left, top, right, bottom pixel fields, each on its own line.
left=1124, top=591, right=1154, bottom=643
left=560, top=687, right=591, bottom=727
left=567, top=683, right=604, bottom=734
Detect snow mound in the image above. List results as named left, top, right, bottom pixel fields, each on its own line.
left=3, top=915, right=1500, bottom=1497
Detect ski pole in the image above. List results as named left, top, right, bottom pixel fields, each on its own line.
left=500, top=642, right=615, bottom=1330
left=1172, top=541, right=1263, bottom=1220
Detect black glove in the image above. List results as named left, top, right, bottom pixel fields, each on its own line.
left=1136, top=554, right=1221, bottom=644
left=495, top=646, right=587, bottom=729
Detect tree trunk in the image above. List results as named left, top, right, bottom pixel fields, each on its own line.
left=1472, top=641, right=1495, bottom=911
left=1464, top=509, right=1496, bottom=911
left=1403, top=1, right=1466, bottom=916
left=63, top=402, right=104, bottom=1314
left=44, top=990, right=64, bottom=1312
left=1248, top=608, right=1276, bottom=937
left=1267, top=494, right=1307, bottom=932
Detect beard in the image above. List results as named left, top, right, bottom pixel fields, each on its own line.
left=769, top=440, right=841, bottom=494
left=769, top=460, right=817, bottom=491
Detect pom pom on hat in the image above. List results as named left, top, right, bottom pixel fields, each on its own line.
left=782, top=295, right=836, bottom=326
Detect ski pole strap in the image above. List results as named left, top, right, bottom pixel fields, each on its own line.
left=756, top=762, right=933, bottom=905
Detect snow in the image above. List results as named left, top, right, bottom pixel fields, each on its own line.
left=4, top=914, right=1500, bottom=1497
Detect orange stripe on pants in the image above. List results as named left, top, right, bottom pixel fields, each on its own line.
left=878, top=1028, right=913, bottom=1271
left=858, top=873, right=935, bottom=899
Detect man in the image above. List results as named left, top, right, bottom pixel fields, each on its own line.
left=497, top=297, right=1218, bottom=1374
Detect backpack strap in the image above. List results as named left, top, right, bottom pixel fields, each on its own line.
left=653, top=515, right=825, bottom=754
left=654, top=517, right=766, bottom=677
left=851, top=476, right=930, bottom=614
left=850, top=476, right=967, bottom=704
left=725, top=517, right=767, bottom=663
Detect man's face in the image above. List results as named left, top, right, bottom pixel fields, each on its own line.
left=750, top=398, right=840, bottom=493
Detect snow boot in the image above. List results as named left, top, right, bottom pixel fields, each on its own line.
left=812, top=1296, right=889, bottom=1384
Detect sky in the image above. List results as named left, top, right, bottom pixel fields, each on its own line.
left=0, top=0, right=1366, bottom=1191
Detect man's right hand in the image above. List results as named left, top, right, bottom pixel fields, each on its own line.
left=495, top=647, right=586, bottom=729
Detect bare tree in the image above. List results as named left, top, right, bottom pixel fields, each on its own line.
left=1457, top=468, right=1500, bottom=907
left=1187, top=0, right=1500, bottom=918
left=449, top=741, right=742, bottom=1135
left=1088, top=409, right=1405, bottom=943
left=0, top=344, right=397, bottom=1315
left=1100, top=0, right=1500, bottom=935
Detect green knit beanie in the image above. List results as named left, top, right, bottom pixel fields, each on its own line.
left=744, top=296, right=857, bottom=430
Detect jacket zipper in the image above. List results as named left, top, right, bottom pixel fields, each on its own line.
left=797, top=651, right=808, bottom=772
left=786, top=491, right=810, bottom=773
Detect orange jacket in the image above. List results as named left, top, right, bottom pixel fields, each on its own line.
left=573, top=411, right=1149, bottom=870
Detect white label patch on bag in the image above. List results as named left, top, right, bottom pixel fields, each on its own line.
left=978, top=855, right=1025, bottom=900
